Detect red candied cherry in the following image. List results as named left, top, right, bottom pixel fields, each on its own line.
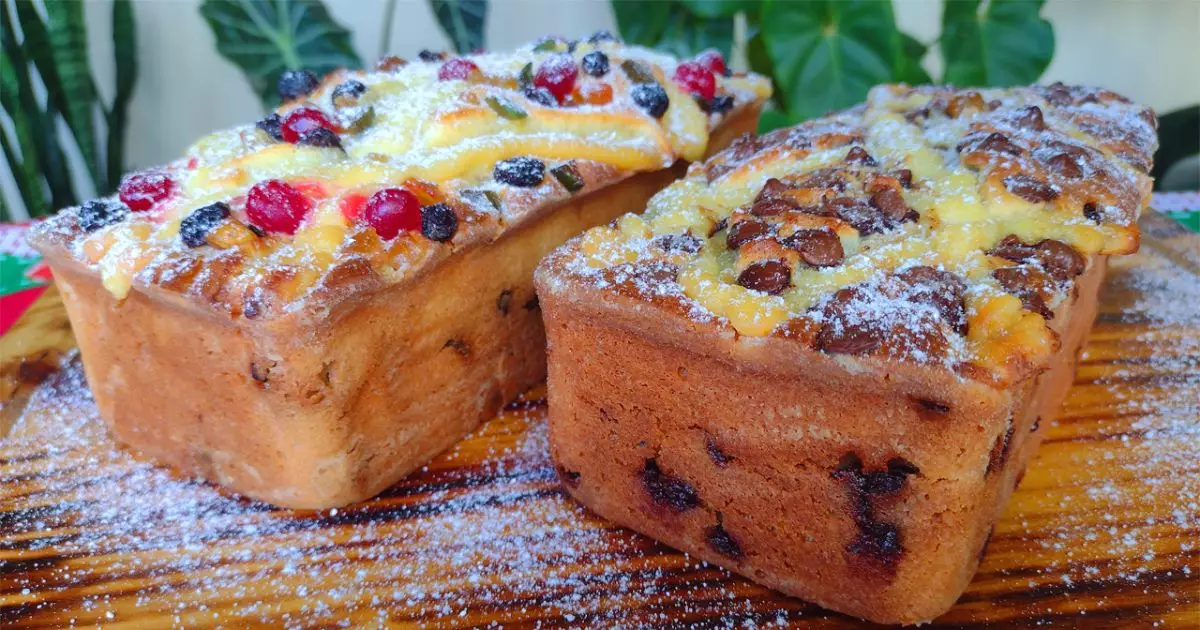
left=246, top=179, right=313, bottom=234
left=534, top=54, right=578, bottom=104
left=695, top=48, right=728, bottom=76
left=280, top=107, right=336, bottom=143
left=438, top=58, right=479, bottom=81
left=118, top=170, right=176, bottom=212
left=673, top=61, right=716, bottom=101
left=362, top=188, right=421, bottom=239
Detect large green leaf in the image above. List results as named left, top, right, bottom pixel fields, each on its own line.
left=612, top=0, right=734, bottom=59
left=43, top=0, right=104, bottom=189
left=941, top=0, right=1053, bottom=86
left=759, top=0, right=901, bottom=121
left=429, top=0, right=487, bottom=54
left=106, top=0, right=137, bottom=191
left=895, top=31, right=932, bottom=84
left=680, top=0, right=758, bottom=19
left=199, top=0, right=362, bottom=109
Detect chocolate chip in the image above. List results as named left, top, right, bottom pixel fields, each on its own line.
left=556, top=465, right=581, bottom=488
left=945, top=91, right=984, bottom=118
left=1046, top=153, right=1083, bottom=179
left=1004, top=175, right=1059, bottom=203
left=894, top=169, right=913, bottom=189
left=1014, top=105, right=1047, bottom=131
left=705, top=435, right=733, bottom=467
left=895, top=266, right=968, bottom=334
left=844, top=146, right=877, bottom=166
left=869, top=187, right=910, bottom=222
left=524, top=295, right=540, bottom=311
left=816, top=288, right=883, bottom=355
left=783, top=228, right=844, bottom=268
left=706, top=524, right=744, bottom=560
left=1035, top=239, right=1086, bottom=281
left=277, top=69, right=319, bottom=101
left=847, top=520, right=903, bottom=568
left=737, top=259, right=791, bottom=295
left=256, top=113, right=284, bottom=141
left=986, top=420, right=1016, bottom=474
left=914, top=397, right=951, bottom=414
left=299, top=127, right=343, bottom=150
left=750, top=197, right=795, bottom=217
left=496, top=289, right=512, bottom=314
left=725, top=219, right=768, bottom=249
left=494, top=157, right=546, bottom=187
left=989, top=235, right=1038, bottom=263
left=795, top=168, right=848, bottom=192
left=828, top=197, right=886, bottom=235
left=959, top=132, right=1023, bottom=156
left=443, top=338, right=471, bottom=357
left=642, top=458, right=701, bottom=512
left=1083, top=202, right=1102, bottom=223
left=421, top=203, right=458, bottom=241
left=993, top=266, right=1054, bottom=319
left=755, top=177, right=790, bottom=202
left=654, top=233, right=703, bottom=254
left=708, top=217, right=729, bottom=238
left=179, top=202, right=231, bottom=248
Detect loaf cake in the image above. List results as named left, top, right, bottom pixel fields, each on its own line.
left=535, top=84, right=1156, bottom=624
left=27, top=35, right=769, bottom=509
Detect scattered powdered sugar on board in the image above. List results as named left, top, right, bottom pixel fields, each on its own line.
left=0, top=361, right=801, bottom=628
left=1003, top=241, right=1200, bottom=625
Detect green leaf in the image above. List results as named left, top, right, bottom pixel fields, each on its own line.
left=941, top=0, right=1053, bottom=86
left=1152, top=105, right=1199, bottom=188
left=611, top=1, right=672, bottom=49
left=756, top=107, right=793, bottom=133
left=746, top=27, right=782, bottom=108
left=43, top=0, right=105, bottom=189
left=199, top=0, right=362, bottom=110
left=106, top=0, right=137, bottom=192
left=429, top=0, right=487, bottom=54
left=895, top=31, right=931, bottom=84
left=680, top=0, right=758, bottom=19
left=613, top=0, right=734, bottom=59
left=0, top=4, right=50, bottom=217
left=759, top=0, right=900, bottom=121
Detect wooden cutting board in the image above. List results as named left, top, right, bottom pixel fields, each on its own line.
left=1, top=213, right=1197, bottom=629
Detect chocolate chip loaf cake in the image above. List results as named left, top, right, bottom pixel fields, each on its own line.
left=27, top=35, right=769, bottom=509
left=535, top=84, right=1156, bottom=624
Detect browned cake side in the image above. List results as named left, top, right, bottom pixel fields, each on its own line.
left=538, top=256, right=1104, bottom=624
left=46, top=111, right=756, bottom=510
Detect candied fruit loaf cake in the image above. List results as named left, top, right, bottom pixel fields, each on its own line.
left=535, top=83, right=1156, bottom=624
left=27, top=34, right=770, bottom=509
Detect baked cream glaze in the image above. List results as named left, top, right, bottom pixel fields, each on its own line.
left=29, top=36, right=771, bottom=315
left=564, top=84, right=1156, bottom=385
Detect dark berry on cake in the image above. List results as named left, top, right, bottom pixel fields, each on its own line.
left=420, top=203, right=458, bottom=242
left=581, top=50, right=609, bottom=77
left=179, top=202, right=231, bottom=248
left=631, top=83, right=670, bottom=119
left=737, top=260, right=791, bottom=295
left=277, top=69, right=319, bottom=101
left=641, top=458, right=701, bottom=512
left=78, top=200, right=129, bottom=232
left=494, top=157, right=546, bottom=187
left=332, top=79, right=367, bottom=108
left=706, top=524, right=744, bottom=559
left=256, top=113, right=284, bottom=141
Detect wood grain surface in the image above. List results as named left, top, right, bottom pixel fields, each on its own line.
left=1, top=213, right=1197, bottom=628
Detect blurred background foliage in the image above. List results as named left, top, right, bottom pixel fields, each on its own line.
left=1, top=0, right=1197, bottom=220
left=1, top=0, right=136, bottom=222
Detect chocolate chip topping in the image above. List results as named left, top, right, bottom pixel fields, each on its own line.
left=815, top=288, right=882, bottom=355
left=896, top=266, right=968, bottom=334
left=959, top=132, right=1024, bottom=156
left=1083, top=202, right=1102, bottom=223
left=868, top=187, right=909, bottom=222
left=641, top=458, right=701, bottom=512
left=894, top=169, right=914, bottom=189
left=750, top=197, right=796, bottom=217
left=827, top=197, right=886, bottom=235
left=844, top=146, right=877, bottom=166
left=737, top=259, right=791, bottom=295
left=725, top=219, right=768, bottom=249
left=1013, top=105, right=1047, bottom=131
left=783, top=228, right=844, bottom=268
left=1046, top=152, right=1083, bottom=179
left=755, top=177, right=790, bottom=202
left=990, top=236, right=1085, bottom=282
left=993, top=266, right=1055, bottom=319
left=1004, top=174, right=1059, bottom=203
